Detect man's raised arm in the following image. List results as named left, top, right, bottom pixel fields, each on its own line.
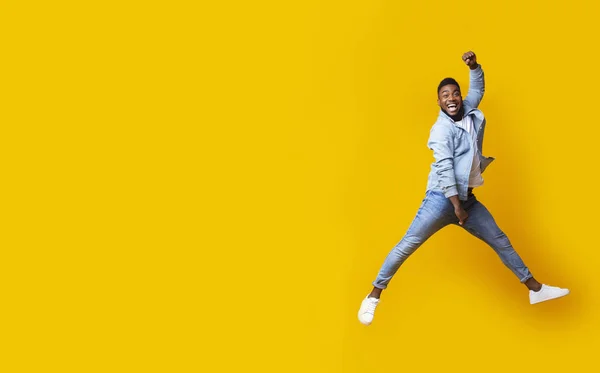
left=462, top=51, right=485, bottom=109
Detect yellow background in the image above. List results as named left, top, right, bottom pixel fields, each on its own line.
left=2, top=0, right=599, bottom=372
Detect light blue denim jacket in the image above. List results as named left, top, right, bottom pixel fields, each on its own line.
left=425, top=65, right=495, bottom=201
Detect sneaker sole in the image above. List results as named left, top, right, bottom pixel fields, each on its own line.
left=358, top=315, right=372, bottom=326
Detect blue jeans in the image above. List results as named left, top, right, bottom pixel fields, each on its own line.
left=373, top=190, right=533, bottom=289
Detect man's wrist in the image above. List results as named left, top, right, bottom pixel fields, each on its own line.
left=448, top=195, right=461, bottom=209
left=469, top=63, right=479, bottom=70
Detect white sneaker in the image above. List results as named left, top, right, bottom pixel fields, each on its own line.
left=358, top=296, right=379, bottom=325
left=529, top=284, right=570, bottom=304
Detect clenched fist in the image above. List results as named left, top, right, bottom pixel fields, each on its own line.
left=462, top=51, right=478, bottom=70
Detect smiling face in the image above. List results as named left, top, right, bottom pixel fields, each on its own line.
left=437, top=84, right=463, bottom=119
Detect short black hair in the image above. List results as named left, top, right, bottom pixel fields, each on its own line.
left=437, top=77, right=460, bottom=95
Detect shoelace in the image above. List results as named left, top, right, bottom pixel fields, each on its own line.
left=364, top=299, right=378, bottom=314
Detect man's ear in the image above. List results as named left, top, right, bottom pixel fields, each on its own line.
left=437, top=98, right=441, bottom=107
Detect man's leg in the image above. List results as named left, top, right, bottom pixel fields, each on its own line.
left=358, top=190, right=455, bottom=325
left=459, top=194, right=569, bottom=303
left=371, top=190, right=455, bottom=293
left=459, top=194, right=534, bottom=284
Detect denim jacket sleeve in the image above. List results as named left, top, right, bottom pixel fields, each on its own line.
left=463, top=64, right=485, bottom=109
left=427, top=124, right=458, bottom=198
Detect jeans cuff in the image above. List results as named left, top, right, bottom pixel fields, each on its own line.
left=372, top=282, right=387, bottom=290
left=519, top=274, right=533, bottom=283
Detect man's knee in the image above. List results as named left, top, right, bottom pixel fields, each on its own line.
left=394, top=235, right=424, bottom=258
left=488, top=230, right=512, bottom=249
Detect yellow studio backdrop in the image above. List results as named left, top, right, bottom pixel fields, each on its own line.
left=1, top=0, right=599, bottom=372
